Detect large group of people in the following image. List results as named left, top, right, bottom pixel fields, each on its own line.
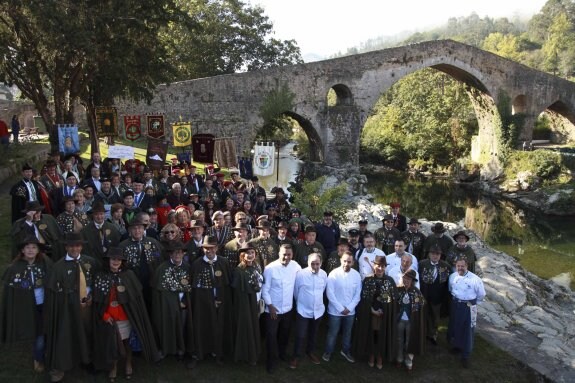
left=3, top=152, right=485, bottom=381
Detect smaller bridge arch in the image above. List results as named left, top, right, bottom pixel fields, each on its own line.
left=534, top=100, right=575, bottom=144
left=327, top=84, right=354, bottom=107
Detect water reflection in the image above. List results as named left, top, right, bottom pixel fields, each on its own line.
left=366, top=172, right=575, bottom=288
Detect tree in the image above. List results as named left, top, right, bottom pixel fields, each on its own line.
left=541, top=12, right=575, bottom=76
left=0, top=0, right=181, bottom=153
left=482, top=33, right=525, bottom=61
left=162, top=0, right=303, bottom=80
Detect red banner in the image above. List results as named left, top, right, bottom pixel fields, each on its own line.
left=146, top=114, right=165, bottom=139
left=123, top=115, right=141, bottom=141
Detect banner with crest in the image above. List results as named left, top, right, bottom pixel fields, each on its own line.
left=123, top=115, right=142, bottom=141
left=96, top=106, right=118, bottom=137
left=172, top=122, right=192, bottom=147
left=146, top=114, right=165, bottom=139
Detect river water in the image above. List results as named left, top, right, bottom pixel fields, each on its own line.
left=272, top=144, right=575, bottom=289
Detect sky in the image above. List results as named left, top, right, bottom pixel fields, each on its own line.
left=250, top=0, right=549, bottom=60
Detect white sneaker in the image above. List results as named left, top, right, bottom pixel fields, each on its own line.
left=340, top=350, right=355, bottom=363
left=322, top=352, right=331, bottom=362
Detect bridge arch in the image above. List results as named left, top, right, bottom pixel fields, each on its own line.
left=357, top=62, right=500, bottom=172
left=327, top=84, right=354, bottom=107
left=535, top=100, right=575, bottom=144
left=282, top=111, right=324, bottom=162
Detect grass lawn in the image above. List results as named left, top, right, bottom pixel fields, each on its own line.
left=0, top=138, right=542, bottom=382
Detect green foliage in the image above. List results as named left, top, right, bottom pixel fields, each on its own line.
left=257, top=82, right=296, bottom=140
left=293, top=127, right=310, bottom=160
left=496, top=91, right=524, bottom=159
left=534, top=114, right=552, bottom=139
left=505, top=150, right=565, bottom=180
left=163, top=0, right=302, bottom=80
left=290, top=176, right=348, bottom=223
left=360, top=68, right=477, bottom=169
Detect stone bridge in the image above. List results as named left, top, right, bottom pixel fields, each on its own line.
left=116, top=39, right=575, bottom=178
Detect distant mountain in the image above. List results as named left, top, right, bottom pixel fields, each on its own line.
left=302, top=52, right=325, bottom=63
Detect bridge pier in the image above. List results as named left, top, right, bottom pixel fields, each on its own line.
left=320, top=105, right=362, bottom=167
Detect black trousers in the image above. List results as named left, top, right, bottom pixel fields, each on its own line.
left=265, top=310, right=293, bottom=368
left=293, top=313, right=322, bottom=358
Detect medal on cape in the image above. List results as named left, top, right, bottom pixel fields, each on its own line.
left=117, top=285, right=126, bottom=292
left=39, top=224, right=47, bottom=230
left=214, top=270, right=222, bottom=277
left=181, top=278, right=189, bottom=286
left=144, top=244, right=151, bottom=250
left=105, top=229, right=111, bottom=236
left=83, top=263, right=91, bottom=271
left=36, top=278, right=43, bottom=287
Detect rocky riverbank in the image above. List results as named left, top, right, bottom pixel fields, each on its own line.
left=340, top=194, right=575, bottom=382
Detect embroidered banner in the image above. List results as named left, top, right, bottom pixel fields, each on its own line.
left=214, top=138, right=238, bottom=169
left=123, top=115, right=141, bottom=141
left=57, top=124, right=80, bottom=155
left=172, top=122, right=192, bottom=147
left=146, top=138, right=168, bottom=171
left=253, top=143, right=275, bottom=176
left=146, top=114, right=165, bottom=139
left=96, top=106, right=118, bottom=137
left=192, top=134, right=215, bottom=164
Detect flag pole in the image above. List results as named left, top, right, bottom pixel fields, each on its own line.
left=276, top=140, right=280, bottom=186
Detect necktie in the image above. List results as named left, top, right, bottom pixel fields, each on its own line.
left=407, top=235, right=414, bottom=254
left=27, top=181, right=37, bottom=201
left=432, top=263, right=438, bottom=281
left=78, top=261, right=87, bottom=302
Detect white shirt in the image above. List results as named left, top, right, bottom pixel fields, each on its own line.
left=92, top=177, right=101, bottom=192
left=386, top=252, right=419, bottom=272
left=262, top=259, right=301, bottom=314
left=294, top=267, right=327, bottom=319
left=387, top=265, right=420, bottom=289
left=326, top=267, right=362, bottom=316
left=449, top=271, right=485, bottom=302
left=356, top=247, right=385, bottom=280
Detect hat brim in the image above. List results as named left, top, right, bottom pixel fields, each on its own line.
left=201, top=243, right=217, bottom=248
left=22, top=205, right=45, bottom=213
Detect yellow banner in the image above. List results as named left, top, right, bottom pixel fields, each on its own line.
left=172, top=122, right=192, bottom=147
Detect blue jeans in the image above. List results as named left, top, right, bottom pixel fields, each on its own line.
left=324, top=314, right=355, bottom=354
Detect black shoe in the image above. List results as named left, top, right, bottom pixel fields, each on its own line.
left=449, top=347, right=460, bottom=355
left=279, top=353, right=288, bottom=362
left=462, top=358, right=470, bottom=369
left=427, top=336, right=438, bottom=346
left=186, top=359, right=197, bottom=369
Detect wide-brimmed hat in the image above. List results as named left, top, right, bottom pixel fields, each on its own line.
left=453, top=230, right=470, bottom=241
left=277, top=221, right=289, bottom=229
left=382, top=214, right=394, bottom=222
left=63, top=172, right=77, bottom=180
left=189, top=220, right=203, bottom=229
left=431, top=222, right=446, bottom=233
left=304, top=225, right=316, bottom=233
left=408, top=217, right=421, bottom=225
left=91, top=202, right=106, bottom=214
left=22, top=201, right=45, bottom=213
left=348, top=228, right=360, bottom=236
left=63, top=232, right=86, bottom=245
left=373, top=255, right=387, bottom=266
left=164, top=240, right=186, bottom=253
left=17, top=236, right=46, bottom=251
left=62, top=195, right=76, bottom=203
left=202, top=235, right=218, bottom=248
left=103, top=247, right=127, bottom=260
left=358, top=219, right=368, bottom=225
left=288, top=218, right=303, bottom=226
left=428, top=244, right=443, bottom=254
left=232, top=222, right=249, bottom=231
left=403, top=269, right=418, bottom=282
left=238, top=243, right=255, bottom=252
left=256, top=220, right=272, bottom=230
left=338, top=238, right=349, bottom=246
left=127, top=217, right=147, bottom=228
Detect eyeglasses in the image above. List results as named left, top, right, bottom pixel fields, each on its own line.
left=164, top=231, right=176, bottom=234
left=310, top=262, right=320, bottom=265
